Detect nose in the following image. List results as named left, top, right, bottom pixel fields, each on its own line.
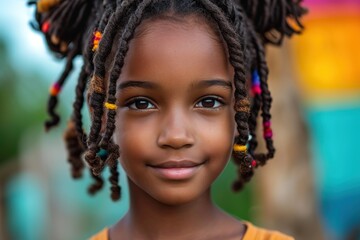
left=157, top=108, right=195, bottom=149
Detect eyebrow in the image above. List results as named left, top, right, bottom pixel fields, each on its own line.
left=194, top=79, right=233, bottom=90
left=118, top=80, right=158, bottom=90
left=118, top=79, right=233, bottom=91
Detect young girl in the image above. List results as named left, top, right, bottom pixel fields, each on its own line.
left=29, top=0, right=306, bottom=239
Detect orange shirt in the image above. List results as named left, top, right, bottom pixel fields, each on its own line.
left=89, top=222, right=294, bottom=240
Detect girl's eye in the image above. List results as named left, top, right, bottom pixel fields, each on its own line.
left=195, top=97, right=223, bottom=109
left=126, top=98, right=155, bottom=110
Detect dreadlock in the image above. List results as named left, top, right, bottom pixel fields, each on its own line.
left=30, top=0, right=305, bottom=201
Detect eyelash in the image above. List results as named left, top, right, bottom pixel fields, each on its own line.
left=195, top=96, right=224, bottom=109
left=125, top=96, right=225, bottom=111
left=125, top=97, right=156, bottom=110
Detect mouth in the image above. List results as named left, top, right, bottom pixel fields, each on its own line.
left=147, top=160, right=205, bottom=180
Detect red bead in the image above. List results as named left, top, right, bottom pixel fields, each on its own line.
left=251, top=160, right=257, bottom=167
left=42, top=21, right=50, bottom=33
left=264, top=130, right=273, bottom=138
left=252, top=86, right=262, bottom=95
left=263, top=121, right=271, bottom=128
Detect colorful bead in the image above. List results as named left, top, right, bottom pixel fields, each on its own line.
left=263, top=121, right=273, bottom=139
left=37, top=0, right=61, bottom=13
left=251, top=86, right=262, bottom=95
left=92, top=31, right=102, bottom=51
left=263, top=121, right=271, bottom=128
left=233, top=144, right=247, bottom=152
left=251, top=70, right=261, bottom=95
left=49, top=82, right=61, bottom=96
left=251, top=160, right=257, bottom=167
left=252, top=70, right=261, bottom=86
left=41, top=21, right=50, bottom=33
left=97, top=148, right=108, bottom=160
left=104, top=102, right=117, bottom=110
left=264, top=130, right=273, bottom=138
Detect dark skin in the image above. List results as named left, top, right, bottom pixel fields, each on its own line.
left=110, top=15, right=247, bottom=240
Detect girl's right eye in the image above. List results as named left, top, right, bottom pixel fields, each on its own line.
left=126, top=98, right=156, bottom=110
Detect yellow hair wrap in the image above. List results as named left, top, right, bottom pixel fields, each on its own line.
left=37, top=0, right=61, bottom=13
left=233, top=144, right=247, bottom=152
left=104, top=102, right=117, bottom=110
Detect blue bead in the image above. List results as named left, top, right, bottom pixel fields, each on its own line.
left=252, top=69, right=261, bottom=86
left=97, top=148, right=108, bottom=159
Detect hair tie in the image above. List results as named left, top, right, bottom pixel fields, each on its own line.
left=233, top=144, right=247, bottom=152
left=37, top=0, right=61, bottom=13
left=41, top=20, right=50, bottom=33
left=104, top=102, right=117, bottom=110
left=49, top=82, right=61, bottom=96
left=263, top=121, right=273, bottom=139
left=251, top=69, right=262, bottom=95
left=234, top=99, right=250, bottom=113
left=92, top=31, right=102, bottom=51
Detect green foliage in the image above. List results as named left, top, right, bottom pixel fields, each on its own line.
left=212, top=160, right=254, bottom=221
left=0, top=37, right=47, bottom=165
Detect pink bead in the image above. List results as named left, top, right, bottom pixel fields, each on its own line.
left=53, top=82, right=61, bottom=91
left=264, top=130, right=273, bottom=138
left=251, top=160, right=257, bottom=167
left=252, top=86, right=262, bottom=95
left=263, top=121, right=271, bottom=128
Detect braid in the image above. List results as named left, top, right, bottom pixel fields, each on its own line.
left=84, top=1, right=136, bottom=177
left=72, top=1, right=118, bottom=149
left=197, top=0, right=254, bottom=190
left=29, top=0, right=97, bottom=130
left=72, top=65, right=88, bottom=147
left=235, top=0, right=306, bottom=45
left=63, top=119, right=85, bottom=178
left=252, top=31, right=276, bottom=163
left=107, top=141, right=121, bottom=201
left=45, top=44, right=79, bottom=130
left=99, top=0, right=156, bottom=200
left=101, top=0, right=155, bottom=148
left=88, top=169, right=104, bottom=195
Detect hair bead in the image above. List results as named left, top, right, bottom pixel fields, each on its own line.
left=263, top=121, right=273, bottom=139
left=92, top=31, right=102, bottom=52
left=41, top=20, right=50, bottom=33
left=104, top=102, right=117, bottom=110
left=37, top=0, right=61, bottom=13
left=234, top=98, right=250, bottom=113
left=251, top=69, right=262, bottom=95
left=233, top=144, right=247, bottom=152
left=49, top=82, right=61, bottom=96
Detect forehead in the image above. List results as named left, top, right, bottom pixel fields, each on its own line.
left=119, top=16, right=231, bottom=83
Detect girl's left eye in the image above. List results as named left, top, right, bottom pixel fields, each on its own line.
left=195, top=97, right=223, bottom=109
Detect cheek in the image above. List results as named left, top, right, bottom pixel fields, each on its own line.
left=196, top=109, right=236, bottom=164
left=114, top=113, right=155, bottom=167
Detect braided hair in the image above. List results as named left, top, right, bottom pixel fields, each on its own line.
left=29, top=0, right=306, bottom=201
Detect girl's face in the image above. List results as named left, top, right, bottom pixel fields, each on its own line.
left=115, top=16, right=236, bottom=205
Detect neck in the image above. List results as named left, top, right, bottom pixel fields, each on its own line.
left=113, top=179, right=223, bottom=239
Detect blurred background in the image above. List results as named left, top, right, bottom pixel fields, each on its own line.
left=0, top=0, right=359, bottom=239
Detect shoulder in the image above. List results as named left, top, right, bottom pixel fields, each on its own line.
left=243, top=221, right=294, bottom=240
left=89, top=228, right=109, bottom=240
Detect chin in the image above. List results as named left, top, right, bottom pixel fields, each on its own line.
left=149, top=184, right=208, bottom=206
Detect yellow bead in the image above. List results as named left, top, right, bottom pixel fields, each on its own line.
left=233, top=144, right=247, bottom=152
left=104, top=102, right=117, bottom=110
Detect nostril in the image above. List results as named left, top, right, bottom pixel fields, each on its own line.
left=157, top=133, right=195, bottom=149
left=158, top=137, right=194, bottom=150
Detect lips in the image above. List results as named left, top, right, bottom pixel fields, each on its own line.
left=151, top=160, right=203, bottom=168
left=148, top=160, right=205, bottom=180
